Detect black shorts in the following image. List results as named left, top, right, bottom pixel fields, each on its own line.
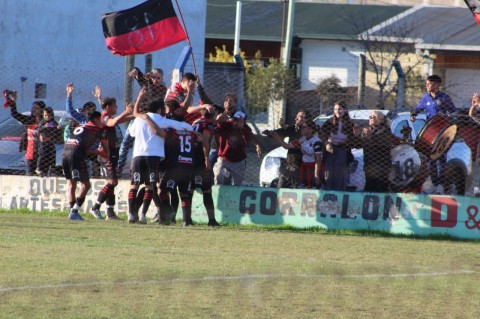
left=160, top=166, right=193, bottom=193
left=158, top=158, right=168, bottom=172
left=191, top=166, right=213, bottom=191
left=130, top=156, right=161, bottom=185
left=62, top=155, right=89, bottom=181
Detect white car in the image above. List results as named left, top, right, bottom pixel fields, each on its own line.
left=259, top=110, right=383, bottom=190
left=259, top=110, right=472, bottom=194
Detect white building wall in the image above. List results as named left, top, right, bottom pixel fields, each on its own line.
left=299, top=39, right=364, bottom=90
left=0, top=0, right=205, bottom=119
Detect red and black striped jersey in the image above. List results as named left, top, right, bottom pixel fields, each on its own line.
left=192, top=117, right=214, bottom=168
left=101, top=112, right=123, bottom=149
left=164, top=82, right=186, bottom=104
left=63, top=123, right=106, bottom=158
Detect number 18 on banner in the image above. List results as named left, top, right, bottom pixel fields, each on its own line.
left=389, top=144, right=424, bottom=188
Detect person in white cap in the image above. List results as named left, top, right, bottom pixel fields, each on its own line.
left=213, top=110, right=262, bottom=185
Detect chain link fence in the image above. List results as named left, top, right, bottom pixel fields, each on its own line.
left=1, top=61, right=480, bottom=196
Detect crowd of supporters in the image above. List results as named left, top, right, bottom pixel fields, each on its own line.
left=3, top=67, right=264, bottom=224
left=3, top=73, right=476, bottom=223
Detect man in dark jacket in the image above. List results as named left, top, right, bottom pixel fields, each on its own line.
left=5, top=91, right=45, bottom=175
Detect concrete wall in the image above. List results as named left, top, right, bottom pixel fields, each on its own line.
left=2, top=175, right=480, bottom=240
left=0, top=0, right=206, bottom=120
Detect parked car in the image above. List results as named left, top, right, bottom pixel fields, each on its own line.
left=0, top=111, right=72, bottom=175
left=259, top=110, right=472, bottom=195
left=259, top=110, right=387, bottom=191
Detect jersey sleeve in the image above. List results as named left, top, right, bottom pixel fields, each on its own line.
left=313, top=140, right=323, bottom=154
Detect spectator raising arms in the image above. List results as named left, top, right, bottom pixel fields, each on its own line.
left=6, top=91, right=46, bottom=175
left=469, top=92, right=480, bottom=124
left=65, top=83, right=98, bottom=125
left=128, top=67, right=167, bottom=105
left=213, top=111, right=261, bottom=186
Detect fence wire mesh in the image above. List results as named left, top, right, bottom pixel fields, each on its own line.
left=1, top=62, right=480, bottom=196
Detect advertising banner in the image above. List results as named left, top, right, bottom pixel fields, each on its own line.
left=2, top=176, right=480, bottom=239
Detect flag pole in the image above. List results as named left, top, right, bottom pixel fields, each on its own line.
left=173, top=0, right=197, bottom=75
left=124, top=55, right=135, bottom=106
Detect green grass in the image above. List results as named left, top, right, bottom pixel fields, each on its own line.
left=1, top=210, right=480, bottom=318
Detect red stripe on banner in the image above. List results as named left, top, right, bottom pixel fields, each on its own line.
left=104, top=16, right=187, bottom=56
left=465, top=0, right=480, bottom=25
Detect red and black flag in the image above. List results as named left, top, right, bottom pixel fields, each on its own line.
left=465, top=0, right=480, bottom=25
left=102, top=0, right=187, bottom=56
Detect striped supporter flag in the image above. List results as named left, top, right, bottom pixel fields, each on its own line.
left=101, top=0, right=187, bottom=56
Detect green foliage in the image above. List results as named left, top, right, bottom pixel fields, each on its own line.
left=208, top=45, right=294, bottom=115
left=315, top=74, right=346, bottom=96
left=245, top=58, right=295, bottom=112
left=208, top=44, right=257, bottom=69
left=315, top=75, right=348, bottom=111
left=405, top=70, right=426, bottom=96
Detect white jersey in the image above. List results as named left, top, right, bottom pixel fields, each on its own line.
left=129, top=113, right=192, bottom=158
left=299, top=135, right=323, bottom=163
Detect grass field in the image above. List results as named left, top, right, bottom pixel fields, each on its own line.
left=1, top=210, right=480, bottom=319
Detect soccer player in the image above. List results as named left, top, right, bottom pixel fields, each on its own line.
left=61, top=111, right=109, bottom=220
left=127, top=87, right=192, bottom=224
left=190, top=108, right=220, bottom=226
left=164, top=73, right=215, bottom=124
left=159, top=100, right=199, bottom=226
left=90, top=95, right=134, bottom=220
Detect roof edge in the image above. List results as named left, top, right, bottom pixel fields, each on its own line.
left=416, top=43, right=480, bottom=52
left=360, top=5, right=423, bottom=38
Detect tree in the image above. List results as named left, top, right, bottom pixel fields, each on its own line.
left=339, top=8, right=426, bottom=109
left=315, top=75, right=347, bottom=114
left=401, top=70, right=427, bottom=108
left=245, top=58, right=295, bottom=115
left=208, top=47, right=294, bottom=118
